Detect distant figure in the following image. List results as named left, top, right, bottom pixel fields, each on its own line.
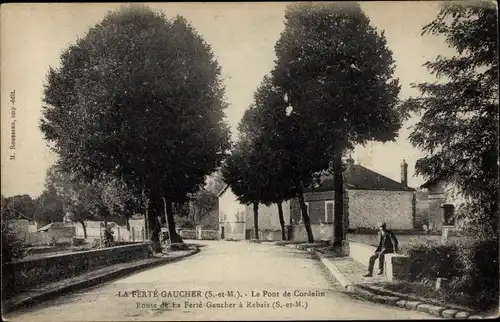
left=104, top=226, right=115, bottom=247
left=363, top=222, right=398, bottom=277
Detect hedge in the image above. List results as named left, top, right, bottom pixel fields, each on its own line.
left=406, top=239, right=499, bottom=311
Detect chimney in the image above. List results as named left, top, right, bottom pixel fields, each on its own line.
left=401, top=159, right=408, bottom=186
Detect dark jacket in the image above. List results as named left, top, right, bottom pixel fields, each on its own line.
left=375, top=229, right=398, bottom=253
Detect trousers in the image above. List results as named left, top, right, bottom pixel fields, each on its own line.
left=368, top=249, right=392, bottom=273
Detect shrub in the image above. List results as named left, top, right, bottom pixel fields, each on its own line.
left=407, top=243, right=462, bottom=281
left=455, top=200, right=498, bottom=241
left=1, top=220, right=29, bottom=300
left=1, top=220, right=28, bottom=262
left=406, top=239, right=499, bottom=311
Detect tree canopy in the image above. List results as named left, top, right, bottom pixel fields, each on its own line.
left=401, top=2, right=499, bottom=239
left=40, top=5, right=231, bottom=245
left=268, top=2, right=402, bottom=244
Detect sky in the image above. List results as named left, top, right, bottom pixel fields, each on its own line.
left=0, top=2, right=456, bottom=198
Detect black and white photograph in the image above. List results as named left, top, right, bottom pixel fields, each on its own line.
left=1, top=1, right=498, bottom=321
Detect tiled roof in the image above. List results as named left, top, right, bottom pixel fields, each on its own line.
left=307, top=164, right=415, bottom=193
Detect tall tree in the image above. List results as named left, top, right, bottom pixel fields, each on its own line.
left=244, top=76, right=310, bottom=241
left=1, top=195, right=36, bottom=221
left=401, top=2, right=498, bottom=240
left=40, top=6, right=230, bottom=248
left=221, top=137, right=268, bottom=240
left=272, top=3, right=401, bottom=247
left=45, top=165, right=106, bottom=238
left=34, top=184, right=64, bottom=226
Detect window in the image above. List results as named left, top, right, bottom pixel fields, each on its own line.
left=325, top=201, right=334, bottom=223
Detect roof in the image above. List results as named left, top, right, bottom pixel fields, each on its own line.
left=420, top=179, right=442, bottom=189
left=37, top=222, right=74, bottom=232
left=308, top=164, right=415, bottom=193
left=217, top=164, right=414, bottom=198
left=217, top=184, right=230, bottom=197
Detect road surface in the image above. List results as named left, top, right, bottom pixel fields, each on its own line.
left=3, top=240, right=438, bottom=321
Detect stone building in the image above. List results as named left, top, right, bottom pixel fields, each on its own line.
left=290, top=158, right=416, bottom=241
left=218, top=158, right=416, bottom=241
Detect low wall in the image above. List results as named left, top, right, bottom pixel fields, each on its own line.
left=384, top=253, right=412, bottom=282
left=179, top=230, right=197, bottom=239
left=179, top=229, right=219, bottom=240
left=292, top=224, right=333, bottom=242
left=200, top=230, right=218, bottom=240
left=342, top=240, right=411, bottom=281
left=2, top=243, right=149, bottom=296
left=346, top=232, right=472, bottom=252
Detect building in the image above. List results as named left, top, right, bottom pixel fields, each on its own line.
left=419, top=180, right=465, bottom=231
left=72, top=216, right=147, bottom=242
left=128, top=215, right=147, bottom=242
left=35, top=222, right=76, bottom=245
left=218, top=157, right=416, bottom=241
left=217, top=185, right=291, bottom=240
left=291, top=158, right=415, bottom=241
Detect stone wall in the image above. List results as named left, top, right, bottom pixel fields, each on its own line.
left=348, top=190, right=414, bottom=230
left=178, top=229, right=218, bottom=240
left=200, top=230, right=218, bottom=240
left=2, top=243, right=149, bottom=296
left=290, top=189, right=414, bottom=230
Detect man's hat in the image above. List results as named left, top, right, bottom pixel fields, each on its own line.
left=378, top=222, right=387, bottom=228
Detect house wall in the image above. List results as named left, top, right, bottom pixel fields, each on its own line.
left=423, top=182, right=466, bottom=231
left=415, top=190, right=430, bottom=229
left=129, top=219, right=146, bottom=242
left=349, top=190, right=414, bottom=230
left=292, top=224, right=333, bottom=241
left=244, top=201, right=291, bottom=231
left=28, top=227, right=76, bottom=246
left=218, top=187, right=246, bottom=240
left=290, top=192, right=335, bottom=225
left=290, top=189, right=415, bottom=235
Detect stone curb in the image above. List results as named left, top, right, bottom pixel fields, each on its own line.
left=309, top=248, right=491, bottom=320
left=3, top=246, right=200, bottom=314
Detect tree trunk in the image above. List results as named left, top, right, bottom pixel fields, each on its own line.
left=126, top=216, right=130, bottom=232
left=147, top=195, right=161, bottom=252
left=277, top=202, right=286, bottom=241
left=164, top=197, right=183, bottom=243
left=332, top=152, right=345, bottom=250
left=297, top=188, right=314, bottom=243
left=253, top=201, right=259, bottom=240
left=79, top=220, right=87, bottom=239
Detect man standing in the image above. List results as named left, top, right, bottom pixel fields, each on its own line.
left=363, top=222, right=398, bottom=277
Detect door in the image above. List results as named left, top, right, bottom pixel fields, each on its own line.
left=220, top=226, right=225, bottom=240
